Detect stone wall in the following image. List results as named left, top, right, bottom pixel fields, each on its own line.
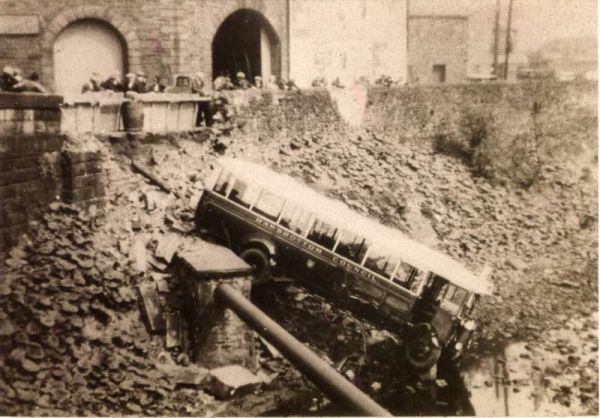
left=0, top=0, right=289, bottom=92
left=365, top=80, right=597, bottom=135
left=364, top=80, right=597, bottom=182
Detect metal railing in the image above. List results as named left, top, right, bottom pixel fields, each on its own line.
left=215, top=283, right=392, bottom=417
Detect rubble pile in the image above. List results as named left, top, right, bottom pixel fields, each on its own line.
left=0, top=202, right=192, bottom=416
left=0, top=86, right=596, bottom=414
left=138, top=88, right=597, bottom=413
left=0, top=139, right=296, bottom=415
left=253, top=283, right=473, bottom=416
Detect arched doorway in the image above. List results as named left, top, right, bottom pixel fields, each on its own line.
left=53, top=19, right=126, bottom=95
left=212, top=9, right=280, bottom=83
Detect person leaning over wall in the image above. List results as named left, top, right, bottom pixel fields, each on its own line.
left=191, top=72, right=214, bottom=127
left=81, top=72, right=104, bottom=93
left=101, top=71, right=124, bottom=92
left=1, top=65, right=46, bottom=93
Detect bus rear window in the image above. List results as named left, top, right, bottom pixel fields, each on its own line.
left=214, top=171, right=233, bottom=196
left=307, top=219, right=337, bottom=249
left=229, top=179, right=260, bottom=208
left=335, top=231, right=370, bottom=264
left=253, top=191, right=285, bottom=221
left=364, top=245, right=400, bottom=279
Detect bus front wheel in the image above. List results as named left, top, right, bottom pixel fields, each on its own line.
left=239, top=247, right=271, bottom=281
left=405, top=323, right=442, bottom=371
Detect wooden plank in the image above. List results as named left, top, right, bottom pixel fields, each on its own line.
left=166, top=311, right=181, bottom=349
left=138, top=282, right=165, bottom=332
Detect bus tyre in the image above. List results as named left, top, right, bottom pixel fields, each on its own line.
left=405, top=323, right=442, bottom=371
left=240, top=247, right=271, bottom=281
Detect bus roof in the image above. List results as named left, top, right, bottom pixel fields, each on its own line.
left=218, top=158, right=494, bottom=296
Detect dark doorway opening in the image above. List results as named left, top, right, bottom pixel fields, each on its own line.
left=212, top=9, right=279, bottom=83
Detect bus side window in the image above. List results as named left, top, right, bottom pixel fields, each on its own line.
left=335, top=231, right=370, bottom=264
left=253, top=190, right=285, bottom=222
left=307, top=219, right=337, bottom=250
left=229, top=178, right=260, bottom=208
left=214, top=171, right=233, bottom=196
left=408, top=268, right=427, bottom=294
left=364, top=245, right=399, bottom=279
left=394, top=261, right=417, bottom=287
left=279, top=204, right=311, bottom=235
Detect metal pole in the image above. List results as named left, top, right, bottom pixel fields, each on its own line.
left=492, top=0, right=500, bottom=76
left=503, top=0, right=514, bottom=80
left=215, top=283, right=392, bottom=417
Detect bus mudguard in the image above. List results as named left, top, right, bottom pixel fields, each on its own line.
left=239, top=233, right=278, bottom=264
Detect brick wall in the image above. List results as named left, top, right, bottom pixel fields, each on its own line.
left=0, top=0, right=289, bottom=92
left=408, top=16, right=468, bottom=84
left=0, top=93, right=105, bottom=254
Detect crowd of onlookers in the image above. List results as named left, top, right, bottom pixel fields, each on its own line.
left=311, top=74, right=402, bottom=89
left=79, top=70, right=300, bottom=95
left=0, top=66, right=47, bottom=93
left=1, top=62, right=403, bottom=96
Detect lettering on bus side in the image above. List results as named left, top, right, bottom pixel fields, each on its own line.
left=255, top=217, right=323, bottom=254
left=253, top=216, right=387, bottom=282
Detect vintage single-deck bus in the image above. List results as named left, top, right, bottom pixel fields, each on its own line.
left=195, top=158, right=493, bottom=370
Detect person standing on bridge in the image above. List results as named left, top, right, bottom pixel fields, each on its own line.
left=192, top=72, right=213, bottom=127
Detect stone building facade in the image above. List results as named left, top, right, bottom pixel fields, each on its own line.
left=407, top=15, right=468, bottom=84
left=0, top=0, right=290, bottom=94
left=289, top=0, right=408, bottom=87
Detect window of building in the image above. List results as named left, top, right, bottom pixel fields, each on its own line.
left=334, top=231, right=370, bottom=264
left=228, top=178, right=260, bottom=208
left=433, top=64, right=446, bottom=83
left=252, top=190, right=285, bottom=221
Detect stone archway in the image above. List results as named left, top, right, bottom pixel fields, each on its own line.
left=212, top=9, right=281, bottom=83
left=53, top=19, right=126, bottom=95
left=41, top=5, right=141, bottom=93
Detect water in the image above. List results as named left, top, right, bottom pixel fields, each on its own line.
left=462, top=342, right=574, bottom=416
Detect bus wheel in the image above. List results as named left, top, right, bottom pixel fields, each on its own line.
left=405, top=323, right=442, bottom=371
left=239, top=247, right=271, bottom=281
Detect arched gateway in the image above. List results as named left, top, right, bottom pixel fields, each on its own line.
left=212, top=9, right=281, bottom=83
left=53, top=19, right=127, bottom=95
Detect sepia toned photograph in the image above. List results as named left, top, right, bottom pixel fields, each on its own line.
left=0, top=0, right=597, bottom=416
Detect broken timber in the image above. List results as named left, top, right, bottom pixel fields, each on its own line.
left=131, top=160, right=182, bottom=198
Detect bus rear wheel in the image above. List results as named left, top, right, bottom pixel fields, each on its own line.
left=239, top=247, right=271, bottom=281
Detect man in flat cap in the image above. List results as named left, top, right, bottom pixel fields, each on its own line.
left=235, top=71, right=251, bottom=90
left=134, top=71, right=147, bottom=93
left=0, top=66, right=18, bottom=92
left=81, top=72, right=104, bottom=93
